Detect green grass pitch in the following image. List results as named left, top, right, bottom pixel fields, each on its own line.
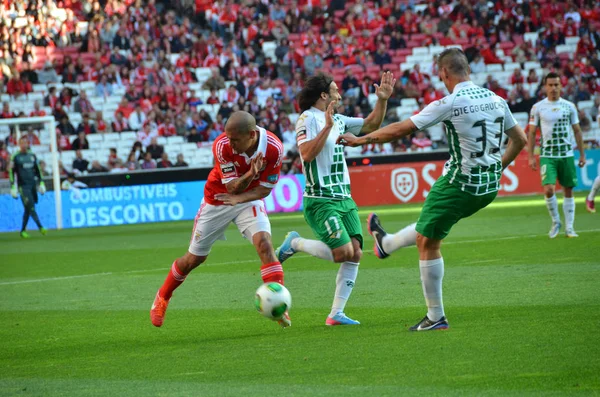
left=0, top=194, right=598, bottom=396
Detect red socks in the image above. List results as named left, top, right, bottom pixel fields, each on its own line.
left=158, top=260, right=283, bottom=300
left=158, top=261, right=187, bottom=300
left=261, top=262, right=284, bottom=284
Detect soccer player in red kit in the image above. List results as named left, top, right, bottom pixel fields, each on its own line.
left=150, top=111, right=290, bottom=327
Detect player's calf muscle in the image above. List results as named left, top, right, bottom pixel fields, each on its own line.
left=177, top=253, right=206, bottom=274
left=253, top=232, right=278, bottom=263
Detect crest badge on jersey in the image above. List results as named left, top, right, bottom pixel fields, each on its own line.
left=391, top=168, right=418, bottom=202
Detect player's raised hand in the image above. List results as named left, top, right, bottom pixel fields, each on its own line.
left=214, top=193, right=241, bottom=206
left=325, top=101, right=335, bottom=129
left=578, top=155, right=586, bottom=168
left=337, top=133, right=360, bottom=147
left=250, top=152, right=264, bottom=176
left=374, top=71, right=397, bottom=100
left=528, top=155, right=537, bottom=171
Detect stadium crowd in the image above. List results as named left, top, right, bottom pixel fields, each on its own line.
left=0, top=0, right=599, bottom=178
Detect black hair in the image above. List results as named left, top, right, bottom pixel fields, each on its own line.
left=437, top=48, right=470, bottom=77
left=544, top=72, right=561, bottom=84
left=297, top=73, right=334, bottom=112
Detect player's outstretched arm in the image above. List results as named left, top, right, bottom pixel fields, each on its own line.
left=361, top=71, right=396, bottom=133
left=215, top=186, right=272, bottom=206
left=338, top=118, right=418, bottom=147
left=502, top=125, right=528, bottom=170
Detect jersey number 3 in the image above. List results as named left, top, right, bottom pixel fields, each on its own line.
left=471, top=117, right=504, bottom=158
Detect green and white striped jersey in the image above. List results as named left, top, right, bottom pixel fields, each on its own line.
left=528, top=98, right=579, bottom=158
left=410, top=81, right=517, bottom=196
left=296, top=107, right=364, bottom=199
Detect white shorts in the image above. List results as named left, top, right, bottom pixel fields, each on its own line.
left=188, top=199, right=271, bottom=256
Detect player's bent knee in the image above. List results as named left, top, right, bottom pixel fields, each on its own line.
left=544, top=185, right=555, bottom=197
left=416, top=234, right=440, bottom=251
left=332, top=244, right=354, bottom=263
left=350, top=247, right=362, bottom=263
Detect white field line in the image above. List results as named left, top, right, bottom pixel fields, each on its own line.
left=1, top=229, right=598, bottom=286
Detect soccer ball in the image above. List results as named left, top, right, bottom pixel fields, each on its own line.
left=254, top=282, right=292, bottom=320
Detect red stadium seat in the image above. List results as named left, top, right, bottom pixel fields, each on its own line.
left=382, top=64, right=398, bottom=72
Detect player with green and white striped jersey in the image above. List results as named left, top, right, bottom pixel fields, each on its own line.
left=339, top=49, right=527, bottom=331
left=526, top=72, right=586, bottom=238
left=274, top=72, right=396, bottom=326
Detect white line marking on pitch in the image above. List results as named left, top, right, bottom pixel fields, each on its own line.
left=0, top=229, right=598, bottom=286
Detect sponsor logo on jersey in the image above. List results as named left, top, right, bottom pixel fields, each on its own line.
left=391, top=167, right=418, bottom=202
left=220, top=162, right=236, bottom=177
left=267, top=174, right=279, bottom=183
left=296, top=127, right=307, bottom=138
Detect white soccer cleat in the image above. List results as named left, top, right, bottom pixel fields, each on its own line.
left=548, top=221, right=561, bottom=239
left=565, top=229, right=579, bottom=238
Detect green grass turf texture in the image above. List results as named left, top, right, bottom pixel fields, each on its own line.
left=0, top=194, right=598, bottom=396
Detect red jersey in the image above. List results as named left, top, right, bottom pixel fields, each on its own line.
left=204, top=128, right=283, bottom=206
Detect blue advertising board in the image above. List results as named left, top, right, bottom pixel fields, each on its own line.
left=1, top=150, right=598, bottom=233
left=0, top=175, right=308, bottom=232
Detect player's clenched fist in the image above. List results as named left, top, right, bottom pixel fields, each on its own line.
left=337, top=133, right=359, bottom=147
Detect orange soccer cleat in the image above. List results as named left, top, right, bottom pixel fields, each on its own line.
left=150, top=291, right=171, bottom=327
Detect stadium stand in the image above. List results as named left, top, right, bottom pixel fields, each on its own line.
left=0, top=0, right=599, bottom=179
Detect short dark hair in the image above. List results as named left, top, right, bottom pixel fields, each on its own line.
left=544, top=72, right=561, bottom=84
left=437, top=48, right=470, bottom=77
left=297, top=73, right=334, bottom=112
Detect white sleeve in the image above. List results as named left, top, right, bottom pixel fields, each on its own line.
left=335, top=114, right=365, bottom=136
left=570, top=102, right=579, bottom=125
left=409, top=96, right=453, bottom=130
left=503, top=100, right=518, bottom=130
left=295, top=111, right=317, bottom=146
left=528, top=103, right=539, bottom=126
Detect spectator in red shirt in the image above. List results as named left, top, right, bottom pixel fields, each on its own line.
left=411, top=131, right=433, bottom=150
left=527, top=69, right=540, bottom=84
left=77, top=114, right=97, bottom=135
left=409, top=64, right=430, bottom=86
left=489, top=80, right=508, bottom=99
left=158, top=117, right=177, bottom=137
left=480, top=44, right=505, bottom=66
left=0, top=102, right=15, bottom=119
left=206, top=88, right=220, bottom=104
left=422, top=86, right=443, bottom=105
left=6, top=73, right=26, bottom=98
left=95, top=112, right=108, bottom=133
left=112, top=111, right=131, bottom=132
left=563, top=18, right=578, bottom=37
left=29, top=101, right=46, bottom=117
left=157, top=152, right=173, bottom=169
left=510, top=68, right=525, bottom=85
left=25, top=127, right=41, bottom=146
